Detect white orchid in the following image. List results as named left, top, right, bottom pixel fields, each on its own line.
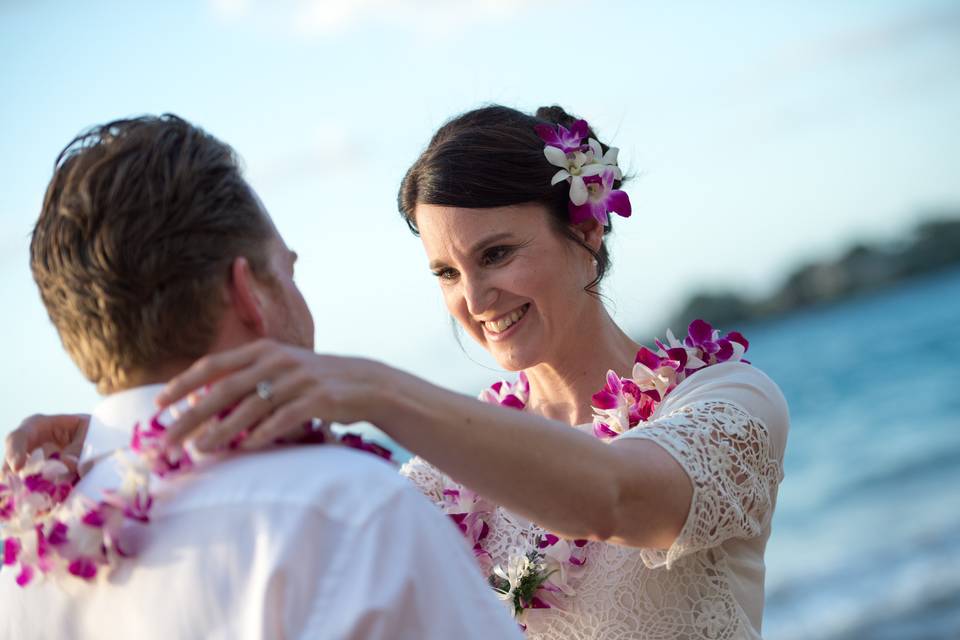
left=543, top=138, right=622, bottom=206
left=492, top=553, right=533, bottom=601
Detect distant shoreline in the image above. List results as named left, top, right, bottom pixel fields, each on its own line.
left=659, top=215, right=960, bottom=336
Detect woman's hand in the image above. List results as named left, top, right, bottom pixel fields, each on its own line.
left=157, top=339, right=387, bottom=452
left=4, top=413, right=90, bottom=472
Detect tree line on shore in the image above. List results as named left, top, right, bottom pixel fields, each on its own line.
left=661, top=212, right=960, bottom=335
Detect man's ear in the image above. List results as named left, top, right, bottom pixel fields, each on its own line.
left=228, top=256, right=268, bottom=337
left=570, top=218, right=604, bottom=253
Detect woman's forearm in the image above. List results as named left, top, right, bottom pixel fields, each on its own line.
left=367, top=364, right=686, bottom=546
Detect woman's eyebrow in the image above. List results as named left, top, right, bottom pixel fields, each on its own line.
left=468, top=232, right=514, bottom=254
left=428, top=232, right=516, bottom=270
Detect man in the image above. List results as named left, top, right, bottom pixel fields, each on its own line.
left=0, top=115, right=521, bottom=639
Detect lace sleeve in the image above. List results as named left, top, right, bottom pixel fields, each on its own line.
left=398, top=455, right=447, bottom=504
left=618, top=400, right=784, bottom=569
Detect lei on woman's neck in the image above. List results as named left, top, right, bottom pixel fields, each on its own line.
left=457, top=318, right=749, bottom=623
left=0, top=408, right=390, bottom=588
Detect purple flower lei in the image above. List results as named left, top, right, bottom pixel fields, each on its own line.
left=460, top=319, right=749, bottom=621
left=535, top=118, right=632, bottom=226
left=0, top=412, right=190, bottom=588
left=591, top=319, right=750, bottom=439
left=0, top=410, right=391, bottom=588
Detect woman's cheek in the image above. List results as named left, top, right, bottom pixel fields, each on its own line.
left=444, top=289, right=475, bottom=334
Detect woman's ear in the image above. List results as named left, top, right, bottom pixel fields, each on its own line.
left=227, top=256, right=269, bottom=337
left=571, top=218, right=604, bottom=253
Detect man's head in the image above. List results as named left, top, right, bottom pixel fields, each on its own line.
left=31, top=114, right=314, bottom=393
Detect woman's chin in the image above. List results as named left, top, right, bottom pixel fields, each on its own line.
left=488, top=344, right=540, bottom=373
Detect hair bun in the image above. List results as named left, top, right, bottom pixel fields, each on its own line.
left=534, top=105, right=606, bottom=147
left=534, top=105, right=580, bottom=129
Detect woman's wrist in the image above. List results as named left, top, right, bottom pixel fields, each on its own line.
left=355, top=359, right=411, bottom=428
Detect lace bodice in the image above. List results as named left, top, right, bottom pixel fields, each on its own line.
left=401, top=366, right=788, bottom=640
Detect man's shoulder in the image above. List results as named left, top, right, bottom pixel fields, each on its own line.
left=151, top=443, right=409, bottom=525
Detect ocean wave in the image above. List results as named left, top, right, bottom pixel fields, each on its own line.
left=765, top=529, right=960, bottom=639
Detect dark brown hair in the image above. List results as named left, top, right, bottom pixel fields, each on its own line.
left=31, top=114, right=273, bottom=392
left=398, top=105, right=626, bottom=293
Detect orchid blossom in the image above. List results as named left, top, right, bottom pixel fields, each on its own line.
left=536, top=119, right=632, bottom=224
left=568, top=167, right=632, bottom=225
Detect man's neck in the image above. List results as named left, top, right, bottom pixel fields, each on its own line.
left=103, top=360, right=194, bottom=395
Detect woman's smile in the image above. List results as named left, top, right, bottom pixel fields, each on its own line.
left=481, top=303, right=531, bottom=341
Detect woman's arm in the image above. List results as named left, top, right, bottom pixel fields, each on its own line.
left=159, top=339, right=691, bottom=548
left=368, top=367, right=692, bottom=547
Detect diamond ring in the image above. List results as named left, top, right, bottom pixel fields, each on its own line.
left=255, top=380, right=274, bottom=402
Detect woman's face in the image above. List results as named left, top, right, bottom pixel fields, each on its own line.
left=416, top=203, right=599, bottom=371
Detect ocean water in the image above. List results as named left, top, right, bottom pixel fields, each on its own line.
left=748, top=267, right=960, bottom=640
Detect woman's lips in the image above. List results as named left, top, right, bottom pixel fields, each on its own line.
left=482, top=303, right=530, bottom=340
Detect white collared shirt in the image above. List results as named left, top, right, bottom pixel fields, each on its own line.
left=0, top=385, right=522, bottom=640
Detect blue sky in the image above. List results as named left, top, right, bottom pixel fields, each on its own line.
left=2, top=0, right=959, bottom=435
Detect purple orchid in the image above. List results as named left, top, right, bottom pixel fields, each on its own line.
left=81, top=509, right=105, bottom=528
left=534, top=119, right=590, bottom=153
left=67, top=557, right=97, bottom=581
left=591, top=370, right=656, bottom=438
left=23, top=474, right=56, bottom=496
left=568, top=168, right=632, bottom=225
left=480, top=371, right=530, bottom=410
left=684, top=319, right=720, bottom=354
left=15, top=565, right=33, bottom=587
left=47, top=521, right=69, bottom=546
left=3, top=537, right=20, bottom=566
left=132, top=414, right=194, bottom=477
left=636, top=346, right=679, bottom=369
left=592, top=422, right=619, bottom=439
left=684, top=320, right=750, bottom=366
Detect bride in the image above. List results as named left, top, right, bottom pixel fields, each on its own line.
left=7, top=105, right=788, bottom=639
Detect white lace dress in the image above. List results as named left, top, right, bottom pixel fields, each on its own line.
left=400, top=362, right=789, bottom=640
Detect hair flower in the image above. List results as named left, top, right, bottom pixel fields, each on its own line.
left=569, top=168, right=632, bottom=225
left=536, top=119, right=631, bottom=225
left=533, top=119, right=590, bottom=154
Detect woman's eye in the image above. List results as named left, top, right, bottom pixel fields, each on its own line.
left=481, top=246, right=511, bottom=266
left=432, top=268, right=459, bottom=281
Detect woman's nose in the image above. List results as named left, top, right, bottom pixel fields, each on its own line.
left=462, top=272, right=495, bottom=318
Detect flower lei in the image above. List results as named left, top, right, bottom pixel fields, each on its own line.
left=0, top=410, right=391, bottom=588
left=535, top=118, right=632, bottom=225
left=448, top=319, right=749, bottom=624
left=591, top=319, right=749, bottom=439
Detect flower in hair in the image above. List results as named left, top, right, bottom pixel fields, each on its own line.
left=536, top=119, right=630, bottom=225
left=569, top=168, right=632, bottom=225
left=533, top=120, right=590, bottom=154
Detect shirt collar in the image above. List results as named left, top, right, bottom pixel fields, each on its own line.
left=80, top=384, right=167, bottom=468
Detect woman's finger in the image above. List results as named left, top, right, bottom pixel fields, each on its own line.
left=193, top=368, right=312, bottom=451
left=192, top=391, right=271, bottom=452
left=164, top=355, right=284, bottom=444
left=241, top=397, right=317, bottom=450
left=156, top=340, right=269, bottom=408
